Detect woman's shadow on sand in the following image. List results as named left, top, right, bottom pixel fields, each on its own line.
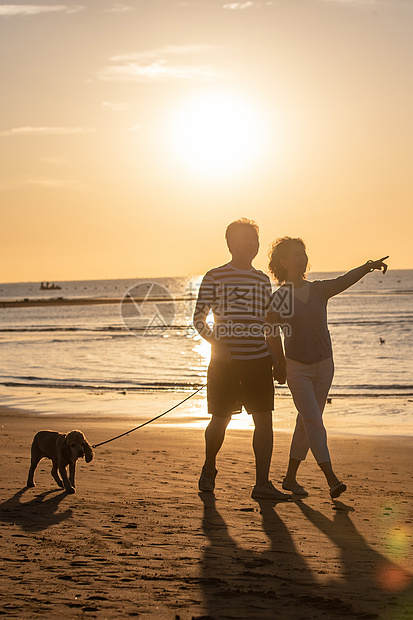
left=296, top=499, right=413, bottom=615
left=198, top=493, right=413, bottom=619
left=0, top=487, right=72, bottom=532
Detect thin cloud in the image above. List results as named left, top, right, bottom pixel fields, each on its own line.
left=26, top=177, right=74, bottom=188
left=110, top=44, right=217, bottom=63
left=40, top=156, right=70, bottom=165
left=24, top=176, right=89, bottom=191
left=0, top=126, right=95, bottom=137
left=101, top=62, right=217, bottom=82
left=126, top=124, right=144, bottom=132
left=100, top=45, right=219, bottom=83
left=222, top=2, right=275, bottom=9
left=103, top=4, right=135, bottom=13
left=0, top=4, right=84, bottom=17
left=223, top=2, right=255, bottom=9
left=0, top=176, right=84, bottom=190
left=102, top=101, right=131, bottom=111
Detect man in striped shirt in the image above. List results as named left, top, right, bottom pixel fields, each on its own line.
left=194, top=218, right=290, bottom=500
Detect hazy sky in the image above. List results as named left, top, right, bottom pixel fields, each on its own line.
left=1, top=0, right=412, bottom=282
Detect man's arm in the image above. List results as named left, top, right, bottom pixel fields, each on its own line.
left=193, top=275, right=231, bottom=362
left=266, top=312, right=286, bottom=384
left=193, top=299, right=214, bottom=344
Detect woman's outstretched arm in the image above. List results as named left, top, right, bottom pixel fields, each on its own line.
left=320, top=256, right=388, bottom=299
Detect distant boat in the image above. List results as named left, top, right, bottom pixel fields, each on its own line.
left=40, top=282, right=62, bottom=290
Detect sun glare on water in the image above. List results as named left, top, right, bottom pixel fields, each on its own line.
left=168, top=91, right=270, bottom=178
left=191, top=335, right=254, bottom=430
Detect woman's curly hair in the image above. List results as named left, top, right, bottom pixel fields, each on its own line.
left=268, top=236, right=308, bottom=284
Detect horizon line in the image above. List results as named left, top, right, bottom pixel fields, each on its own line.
left=0, top=267, right=412, bottom=286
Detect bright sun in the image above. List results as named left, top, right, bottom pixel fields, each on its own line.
left=168, top=91, right=269, bottom=178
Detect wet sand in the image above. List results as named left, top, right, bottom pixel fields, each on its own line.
left=0, top=407, right=412, bottom=619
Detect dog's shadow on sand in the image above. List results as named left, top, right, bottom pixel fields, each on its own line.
left=0, top=487, right=72, bottom=532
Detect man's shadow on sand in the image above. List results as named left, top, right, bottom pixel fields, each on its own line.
left=0, top=487, right=72, bottom=532
left=199, top=493, right=413, bottom=619
left=199, top=492, right=325, bottom=619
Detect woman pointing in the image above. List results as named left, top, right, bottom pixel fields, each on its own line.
left=267, top=237, right=388, bottom=499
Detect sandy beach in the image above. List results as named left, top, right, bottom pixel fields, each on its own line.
left=0, top=402, right=412, bottom=620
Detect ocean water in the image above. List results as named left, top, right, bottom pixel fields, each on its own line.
left=0, top=270, right=412, bottom=431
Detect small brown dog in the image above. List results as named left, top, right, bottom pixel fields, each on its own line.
left=27, top=430, right=94, bottom=494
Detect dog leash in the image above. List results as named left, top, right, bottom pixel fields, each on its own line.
left=92, top=384, right=206, bottom=449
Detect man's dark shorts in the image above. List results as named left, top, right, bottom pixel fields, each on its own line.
left=207, top=355, right=274, bottom=418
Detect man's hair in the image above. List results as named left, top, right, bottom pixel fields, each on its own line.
left=268, top=236, right=308, bottom=284
left=225, top=218, right=259, bottom=251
